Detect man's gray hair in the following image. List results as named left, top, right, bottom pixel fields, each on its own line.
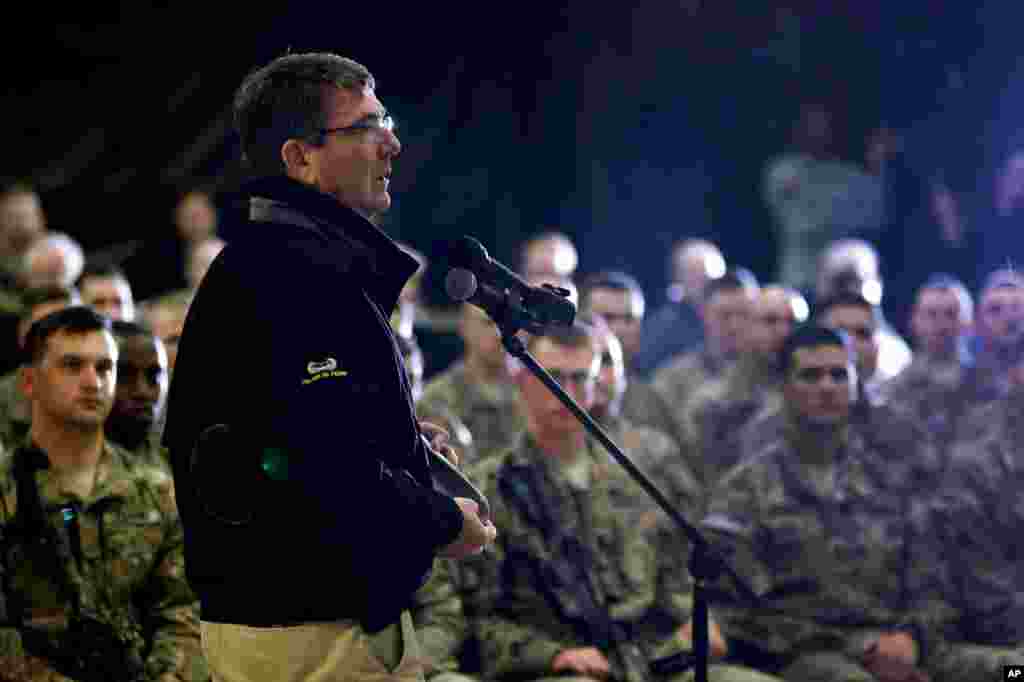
left=23, top=232, right=85, bottom=288
left=234, top=52, right=375, bottom=178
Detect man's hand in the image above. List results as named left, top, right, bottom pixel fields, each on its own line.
left=551, top=647, right=611, bottom=679
left=874, top=631, right=918, bottom=666
left=861, top=631, right=929, bottom=682
left=677, top=618, right=729, bottom=658
left=438, top=498, right=496, bottom=560
left=420, top=421, right=459, bottom=467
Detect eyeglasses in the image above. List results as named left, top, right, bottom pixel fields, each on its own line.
left=794, top=366, right=850, bottom=384
left=321, top=113, right=396, bottom=142
left=546, top=369, right=598, bottom=387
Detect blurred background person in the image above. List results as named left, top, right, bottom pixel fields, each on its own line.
left=681, top=285, right=808, bottom=488
left=0, top=182, right=46, bottom=299
left=763, top=101, right=884, bottom=293
left=579, top=270, right=682, bottom=448
left=142, top=298, right=189, bottom=373
left=653, top=267, right=758, bottom=437
left=634, top=238, right=726, bottom=378
left=519, top=230, right=579, bottom=284
left=20, top=232, right=85, bottom=291
left=77, top=262, right=136, bottom=321
left=815, top=238, right=912, bottom=382
left=418, top=302, right=525, bottom=463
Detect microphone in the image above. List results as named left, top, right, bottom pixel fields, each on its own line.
left=445, top=236, right=575, bottom=333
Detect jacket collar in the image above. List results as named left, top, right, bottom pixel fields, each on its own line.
left=241, top=175, right=419, bottom=310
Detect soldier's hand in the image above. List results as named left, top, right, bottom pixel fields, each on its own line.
left=873, top=631, right=918, bottom=666
left=420, top=421, right=459, bottom=468
left=438, top=498, right=496, bottom=560
left=677, top=617, right=729, bottom=657
left=551, top=647, right=611, bottom=679
left=862, top=641, right=931, bottom=682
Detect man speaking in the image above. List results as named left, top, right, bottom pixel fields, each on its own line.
left=163, top=52, right=496, bottom=681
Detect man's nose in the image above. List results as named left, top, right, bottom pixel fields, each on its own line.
left=382, top=129, right=401, bottom=158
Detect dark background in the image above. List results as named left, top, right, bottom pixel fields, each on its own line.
left=4, top=1, right=1022, bottom=328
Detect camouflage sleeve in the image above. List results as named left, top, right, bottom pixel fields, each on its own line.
left=412, top=559, right=467, bottom=675
left=138, top=481, right=206, bottom=682
left=701, top=464, right=851, bottom=657
left=932, top=449, right=1024, bottom=647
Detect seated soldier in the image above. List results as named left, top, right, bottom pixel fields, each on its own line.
left=0, top=306, right=204, bottom=680
left=412, top=558, right=481, bottom=682
left=680, top=286, right=807, bottom=488
left=140, top=299, right=189, bottom=373
left=419, top=303, right=526, bottom=461
left=460, top=321, right=780, bottom=682
left=653, top=269, right=758, bottom=439
left=0, top=285, right=79, bottom=448
left=77, top=262, right=136, bottom=322
left=580, top=270, right=684, bottom=449
left=105, top=320, right=169, bottom=468
left=926, top=340, right=1024, bottom=678
left=583, top=312, right=702, bottom=526
left=701, top=324, right=974, bottom=682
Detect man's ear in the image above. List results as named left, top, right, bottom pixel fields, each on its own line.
left=280, top=139, right=317, bottom=184
left=19, top=365, right=35, bottom=402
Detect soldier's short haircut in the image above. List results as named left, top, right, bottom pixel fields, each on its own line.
left=234, top=52, right=375, bottom=178
left=919, top=273, right=974, bottom=322
left=24, top=306, right=112, bottom=366
left=525, top=320, right=601, bottom=357
left=78, top=262, right=130, bottom=286
left=579, top=270, right=646, bottom=316
left=981, top=267, right=1024, bottom=296
left=110, top=319, right=155, bottom=340
left=814, top=290, right=879, bottom=325
left=702, top=267, right=759, bottom=304
left=19, top=285, right=79, bottom=322
left=779, top=323, right=852, bottom=374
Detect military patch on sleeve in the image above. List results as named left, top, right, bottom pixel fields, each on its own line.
left=302, top=357, right=348, bottom=385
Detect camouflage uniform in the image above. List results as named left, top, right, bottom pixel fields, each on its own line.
left=0, top=440, right=206, bottom=681
left=652, top=348, right=732, bottom=446
left=418, top=361, right=526, bottom=463
left=680, top=356, right=784, bottom=490
left=108, top=431, right=172, bottom=475
left=701, top=410, right=1005, bottom=682
left=884, top=355, right=1006, bottom=472
left=0, top=370, right=31, bottom=450
left=459, top=435, right=780, bottom=682
left=619, top=375, right=686, bottom=451
left=412, top=559, right=479, bottom=682
left=930, top=388, right=1024, bottom=661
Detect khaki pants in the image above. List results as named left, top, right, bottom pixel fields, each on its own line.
left=201, top=610, right=425, bottom=682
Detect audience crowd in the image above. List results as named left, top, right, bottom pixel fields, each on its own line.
left=1, top=120, right=1024, bottom=682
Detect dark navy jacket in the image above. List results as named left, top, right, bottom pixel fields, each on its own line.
left=162, top=176, right=463, bottom=632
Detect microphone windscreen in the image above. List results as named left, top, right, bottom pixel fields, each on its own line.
left=445, top=268, right=478, bottom=302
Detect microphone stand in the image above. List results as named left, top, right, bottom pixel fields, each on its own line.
left=490, top=306, right=760, bottom=682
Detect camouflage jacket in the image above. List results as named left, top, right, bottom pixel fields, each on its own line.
left=460, top=436, right=695, bottom=681
left=412, top=559, right=469, bottom=678
left=884, top=355, right=1006, bottom=469
left=936, top=388, right=1024, bottom=645
left=107, top=431, right=171, bottom=476
left=418, top=362, right=526, bottom=463
left=619, top=376, right=685, bottom=452
left=681, top=356, right=784, bottom=489
left=0, top=440, right=205, bottom=681
left=0, top=370, right=31, bottom=452
left=651, top=348, right=732, bottom=443
left=702, top=415, right=954, bottom=665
